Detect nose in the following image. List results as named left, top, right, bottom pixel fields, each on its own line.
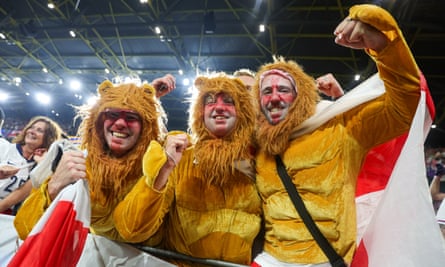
left=113, top=117, right=128, bottom=126
left=213, top=98, right=228, bottom=112
left=215, top=103, right=225, bottom=112
left=270, top=89, right=281, bottom=103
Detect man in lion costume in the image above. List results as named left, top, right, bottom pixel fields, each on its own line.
left=14, top=75, right=175, bottom=247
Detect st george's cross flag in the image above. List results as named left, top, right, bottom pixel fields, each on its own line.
left=8, top=179, right=90, bottom=267
left=351, top=74, right=445, bottom=267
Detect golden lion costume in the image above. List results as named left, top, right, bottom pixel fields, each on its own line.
left=253, top=5, right=421, bottom=265
left=14, top=81, right=166, bottom=244
left=113, top=73, right=262, bottom=266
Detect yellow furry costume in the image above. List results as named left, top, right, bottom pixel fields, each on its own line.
left=14, top=81, right=165, bottom=244
left=113, top=74, right=262, bottom=266
left=253, top=5, right=421, bottom=265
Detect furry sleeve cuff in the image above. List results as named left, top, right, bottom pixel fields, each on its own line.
left=349, top=4, right=400, bottom=42
left=142, top=140, right=168, bottom=188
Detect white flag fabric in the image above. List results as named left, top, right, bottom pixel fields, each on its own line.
left=0, top=214, right=22, bottom=266
left=351, top=76, right=445, bottom=266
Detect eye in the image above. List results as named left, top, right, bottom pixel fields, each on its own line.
left=125, top=113, right=141, bottom=122
left=204, top=94, right=216, bottom=105
left=278, top=86, right=293, bottom=93
left=107, top=111, right=120, bottom=120
left=261, top=87, right=272, bottom=95
left=30, top=125, right=45, bottom=134
left=222, top=96, right=234, bottom=105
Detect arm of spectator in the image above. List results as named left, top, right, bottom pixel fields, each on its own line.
left=151, top=74, right=176, bottom=98
left=0, top=180, right=32, bottom=212
left=114, top=132, right=188, bottom=243
left=47, top=150, right=86, bottom=200
left=0, top=165, right=19, bottom=179
left=430, top=175, right=445, bottom=201
left=315, top=73, right=344, bottom=99
left=153, top=133, right=188, bottom=190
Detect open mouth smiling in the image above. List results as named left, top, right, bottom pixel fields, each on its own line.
left=112, top=131, right=129, bottom=138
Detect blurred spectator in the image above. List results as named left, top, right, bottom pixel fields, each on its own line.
left=0, top=116, right=64, bottom=214
left=430, top=159, right=445, bottom=212
left=233, top=68, right=256, bottom=91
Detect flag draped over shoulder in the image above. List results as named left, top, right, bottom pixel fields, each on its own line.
left=8, top=179, right=90, bottom=267
left=352, top=75, right=445, bottom=267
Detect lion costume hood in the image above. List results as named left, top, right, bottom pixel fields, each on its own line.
left=188, top=73, right=257, bottom=185
left=253, top=56, right=320, bottom=155
left=77, top=80, right=166, bottom=204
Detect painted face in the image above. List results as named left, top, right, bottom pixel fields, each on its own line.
left=260, top=74, right=297, bottom=125
left=25, top=121, right=46, bottom=148
left=102, top=108, right=142, bottom=157
left=203, top=93, right=237, bottom=138
left=237, top=75, right=255, bottom=91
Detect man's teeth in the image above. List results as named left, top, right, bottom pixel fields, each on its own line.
left=270, top=108, right=280, bottom=112
left=113, top=132, right=127, bottom=138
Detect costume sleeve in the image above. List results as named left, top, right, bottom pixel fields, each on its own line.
left=346, top=4, right=421, bottom=149
left=13, top=177, right=53, bottom=240
left=114, top=140, right=175, bottom=243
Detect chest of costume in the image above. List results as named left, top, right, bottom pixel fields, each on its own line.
left=169, top=152, right=262, bottom=245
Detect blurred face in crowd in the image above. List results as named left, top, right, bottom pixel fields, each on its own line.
left=103, top=108, right=142, bottom=157
left=237, top=75, right=255, bottom=91
left=24, top=121, right=47, bottom=149
left=204, top=92, right=237, bottom=138
left=260, top=74, right=297, bottom=125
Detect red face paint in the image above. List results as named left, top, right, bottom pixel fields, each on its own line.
left=259, top=74, right=296, bottom=125
left=203, top=93, right=237, bottom=137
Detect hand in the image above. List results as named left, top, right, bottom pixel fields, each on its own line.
left=151, top=74, right=176, bottom=98
left=0, top=164, right=19, bottom=179
left=164, top=134, right=189, bottom=167
left=48, top=150, right=86, bottom=200
left=316, top=73, right=344, bottom=99
left=33, top=148, right=48, bottom=163
left=152, top=134, right=189, bottom=191
left=334, top=17, right=389, bottom=52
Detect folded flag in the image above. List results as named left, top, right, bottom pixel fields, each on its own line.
left=8, top=180, right=90, bottom=267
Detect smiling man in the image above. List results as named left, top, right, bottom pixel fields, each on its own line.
left=113, top=73, right=262, bottom=266
left=252, top=4, right=424, bottom=267
left=14, top=77, right=175, bottom=246
left=102, top=108, right=143, bottom=157
left=259, top=69, right=297, bottom=125
left=203, top=92, right=237, bottom=137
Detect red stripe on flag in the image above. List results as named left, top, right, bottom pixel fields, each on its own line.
left=351, top=241, right=368, bottom=267
left=355, top=133, right=408, bottom=196
left=420, top=73, right=435, bottom=119
left=8, top=201, right=89, bottom=267
left=355, top=73, right=432, bottom=197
